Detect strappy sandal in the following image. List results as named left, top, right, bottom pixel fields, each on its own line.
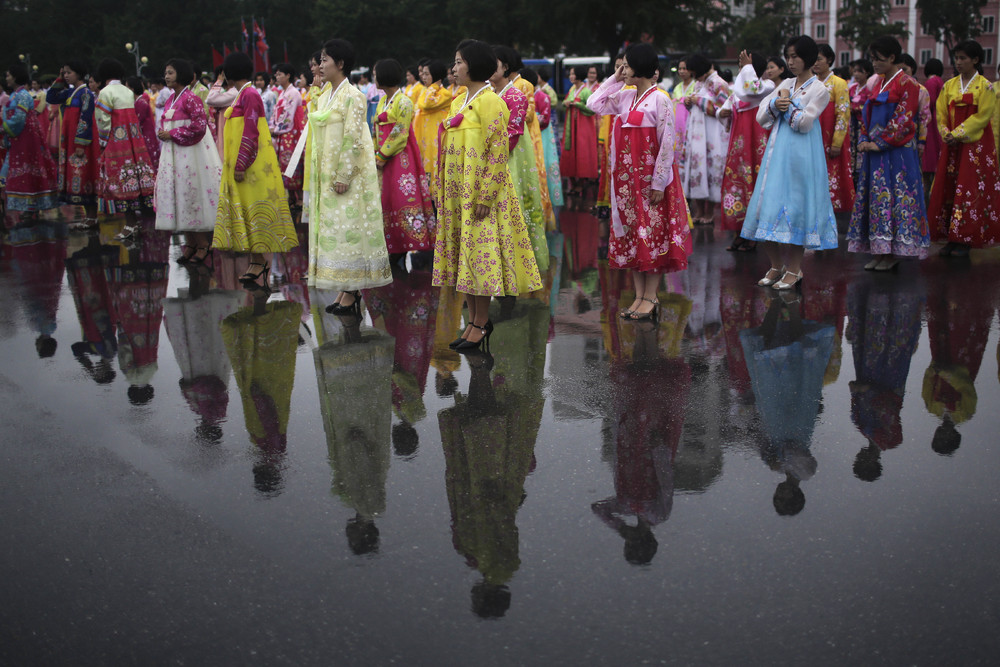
left=629, top=297, right=659, bottom=321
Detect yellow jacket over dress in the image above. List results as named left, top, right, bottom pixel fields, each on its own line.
left=413, top=82, right=453, bottom=199
left=431, top=89, right=542, bottom=297
left=306, top=80, right=392, bottom=291
left=212, top=84, right=297, bottom=253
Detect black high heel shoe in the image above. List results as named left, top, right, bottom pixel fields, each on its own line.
left=456, top=320, right=493, bottom=352
left=187, top=246, right=213, bottom=265
left=239, top=262, right=270, bottom=289
left=176, top=244, right=198, bottom=264
left=326, top=290, right=362, bottom=315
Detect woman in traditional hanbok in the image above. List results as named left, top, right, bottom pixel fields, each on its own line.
left=127, top=76, right=160, bottom=171
left=270, top=63, right=305, bottom=207
left=848, top=58, right=875, bottom=186
left=718, top=50, right=774, bottom=249
left=814, top=44, right=855, bottom=215
left=560, top=65, right=599, bottom=196
left=2, top=63, right=59, bottom=222
left=154, top=59, right=223, bottom=264
left=413, top=60, right=452, bottom=201
left=371, top=59, right=436, bottom=258
left=671, top=59, right=697, bottom=157
left=899, top=54, right=931, bottom=165
left=503, top=47, right=553, bottom=228
left=491, top=51, right=548, bottom=272
left=211, top=51, right=298, bottom=291
left=404, top=65, right=424, bottom=107
left=680, top=54, right=729, bottom=224
left=308, top=39, right=392, bottom=312
left=523, top=68, right=564, bottom=207
left=921, top=58, right=945, bottom=196
left=208, top=70, right=238, bottom=160
left=93, top=59, right=156, bottom=240
left=433, top=39, right=542, bottom=352
left=927, top=40, right=1000, bottom=256
left=847, top=37, right=929, bottom=271
left=45, top=60, right=99, bottom=227
left=587, top=43, right=693, bottom=321
left=740, top=35, right=838, bottom=290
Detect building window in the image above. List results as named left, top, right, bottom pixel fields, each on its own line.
left=984, top=16, right=996, bottom=34
left=894, top=0, right=905, bottom=6
left=840, top=51, right=850, bottom=67
left=919, top=49, right=932, bottom=65
left=986, top=48, right=995, bottom=66
left=816, top=23, right=826, bottom=40
left=816, top=0, right=826, bottom=10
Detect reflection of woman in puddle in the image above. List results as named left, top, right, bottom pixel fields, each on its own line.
left=845, top=277, right=924, bottom=481
left=740, top=293, right=834, bottom=515
left=593, top=297, right=691, bottom=563
left=313, top=312, right=394, bottom=555
left=8, top=221, right=67, bottom=358
left=65, top=234, right=120, bottom=384
left=221, top=300, right=302, bottom=496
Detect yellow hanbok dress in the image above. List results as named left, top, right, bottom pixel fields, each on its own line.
left=512, top=74, right=555, bottom=228
left=413, top=82, right=453, bottom=200
left=432, top=89, right=542, bottom=297
left=212, top=84, right=297, bottom=253
left=306, top=79, right=392, bottom=290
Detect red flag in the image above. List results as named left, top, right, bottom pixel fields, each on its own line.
left=212, top=45, right=223, bottom=70
left=283, top=41, right=289, bottom=65
left=254, top=20, right=270, bottom=72
left=241, top=18, right=249, bottom=53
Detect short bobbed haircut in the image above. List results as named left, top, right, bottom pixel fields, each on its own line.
left=322, top=39, right=355, bottom=74
left=492, top=45, right=523, bottom=76
left=850, top=58, right=874, bottom=77
left=624, top=43, right=658, bottom=79
left=899, top=53, right=918, bottom=73
left=749, top=52, right=767, bottom=78
left=868, top=35, right=902, bottom=65
left=953, top=39, right=986, bottom=73
left=7, top=63, right=29, bottom=86
left=374, top=59, right=403, bottom=88
left=165, top=58, right=195, bottom=87
left=768, top=57, right=793, bottom=79
left=124, top=76, right=144, bottom=96
left=456, top=39, right=497, bottom=82
left=519, top=67, right=538, bottom=87
left=255, top=71, right=272, bottom=85
left=64, top=59, right=89, bottom=80
left=572, top=64, right=589, bottom=81
left=784, top=35, right=819, bottom=69
left=817, top=43, right=836, bottom=66
left=223, top=52, right=253, bottom=82
left=273, top=62, right=296, bottom=78
left=923, top=58, right=944, bottom=77
left=426, top=59, right=449, bottom=84
left=96, top=58, right=127, bottom=85
left=685, top=53, right=711, bottom=79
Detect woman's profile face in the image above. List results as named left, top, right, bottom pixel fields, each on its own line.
left=453, top=52, right=472, bottom=86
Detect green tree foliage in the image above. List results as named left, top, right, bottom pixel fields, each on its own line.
left=725, top=0, right=803, bottom=59
left=917, top=0, right=986, bottom=53
left=837, top=0, right=908, bottom=52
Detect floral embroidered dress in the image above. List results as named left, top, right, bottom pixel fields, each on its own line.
left=922, top=74, right=944, bottom=174
left=154, top=88, right=223, bottom=232
left=271, top=84, right=305, bottom=192
left=818, top=73, right=855, bottom=212
left=847, top=70, right=929, bottom=257
left=307, top=79, right=391, bottom=290
left=373, top=90, right=436, bottom=252
left=740, top=76, right=838, bottom=249
left=560, top=84, right=599, bottom=179
left=432, top=87, right=542, bottom=296
left=512, top=74, right=554, bottom=228
left=500, top=82, right=548, bottom=271
left=587, top=78, right=692, bottom=274
left=413, top=82, right=452, bottom=200
left=535, top=87, right=564, bottom=207
left=212, top=83, right=297, bottom=253
left=719, top=64, right=774, bottom=231
left=682, top=72, right=729, bottom=202
left=671, top=79, right=697, bottom=156
left=1, top=87, right=59, bottom=212
left=94, top=81, right=156, bottom=213
left=927, top=74, right=1000, bottom=248
left=134, top=93, right=160, bottom=171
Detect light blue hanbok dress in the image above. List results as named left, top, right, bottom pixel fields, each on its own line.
left=741, top=76, right=838, bottom=249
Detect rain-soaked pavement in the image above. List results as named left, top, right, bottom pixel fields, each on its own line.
left=1, top=205, right=999, bottom=665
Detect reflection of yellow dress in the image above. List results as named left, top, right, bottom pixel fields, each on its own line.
left=221, top=301, right=302, bottom=447
left=213, top=90, right=297, bottom=253
left=413, top=82, right=452, bottom=200
left=315, top=329, right=394, bottom=518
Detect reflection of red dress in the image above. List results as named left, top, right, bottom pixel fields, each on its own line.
left=559, top=209, right=599, bottom=277
left=107, top=263, right=168, bottom=382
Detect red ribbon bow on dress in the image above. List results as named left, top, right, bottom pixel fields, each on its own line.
left=377, top=111, right=389, bottom=123
left=445, top=113, right=464, bottom=128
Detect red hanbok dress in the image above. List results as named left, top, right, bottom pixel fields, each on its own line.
left=1, top=87, right=59, bottom=214
left=927, top=73, right=1000, bottom=247
left=819, top=73, right=855, bottom=212
left=719, top=64, right=774, bottom=231
left=560, top=84, right=598, bottom=179
left=587, top=79, right=692, bottom=273
left=270, top=85, right=304, bottom=192
left=46, top=82, right=100, bottom=205
left=134, top=94, right=160, bottom=171
left=94, top=81, right=156, bottom=213
left=374, top=90, right=436, bottom=252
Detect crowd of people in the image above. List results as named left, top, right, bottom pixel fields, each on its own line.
left=2, top=32, right=999, bottom=353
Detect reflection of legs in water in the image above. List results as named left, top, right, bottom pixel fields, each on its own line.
left=760, top=296, right=804, bottom=350
left=932, top=415, right=961, bottom=456
left=471, top=580, right=511, bottom=618
left=346, top=513, right=380, bottom=555
left=853, top=441, right=883, bottom=482
left=632, top=320, right=659, bottom=362
left=773, top=473, right=805, bottom=516
left=621, top=518, right=658, bottom=565
left=435, top=371, right=458, bottom=398
left=336, top=311, right=363, bottom=343
left=465, top=352, right=497, bottom=414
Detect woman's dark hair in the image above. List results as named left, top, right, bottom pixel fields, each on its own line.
left=273, top=62, right=296, bottom=78
left=426, top=58, right=449, bottom=84
left=222, top=51, right=253, bottom=82
left=572, top=64, right=590, bottom=81
left=749, top=52, right=767, bottom=78
left=407, top=65, right=419, bottom=79
left=456, top=39, right=497, bottom=82
left=373, top=58, right=403, bottom=88
left=492, top=45, right=520, bottom=78
left=924, top=57, right=944, bottom=77
left=953, top=39, right=986, bottom=74
left=255, top=71, right=271, bottom=85
left=868, top=35, right=902, bottom=65
left=124, top=76, right=144, bottom=96
left=784, top=35, right=819, bottom=68
left=322, top=39, right=356, bottom=74
left=817, top=43, right=836, bottom=66
left=768, top=57, right=793, bottom=79
left=899, top=53, right=918, bottom=74
left=537, top=65, right=551, bottom=81
left=64, top=59, right=89, bottom=79
left=520, top=67, right=538, bottom=87
left=165, top=58, right=195, bottom=87
left=96, top=58, right=127, bottom=85
left=685, top=53, right=711, bottom=79
left=624, top=43, right=659, bottom=79
left=7, top=63, right=29, bottom=86
left=850, top=58, right=875, bottom=77
left=310, top=50, right=322, bottom=66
